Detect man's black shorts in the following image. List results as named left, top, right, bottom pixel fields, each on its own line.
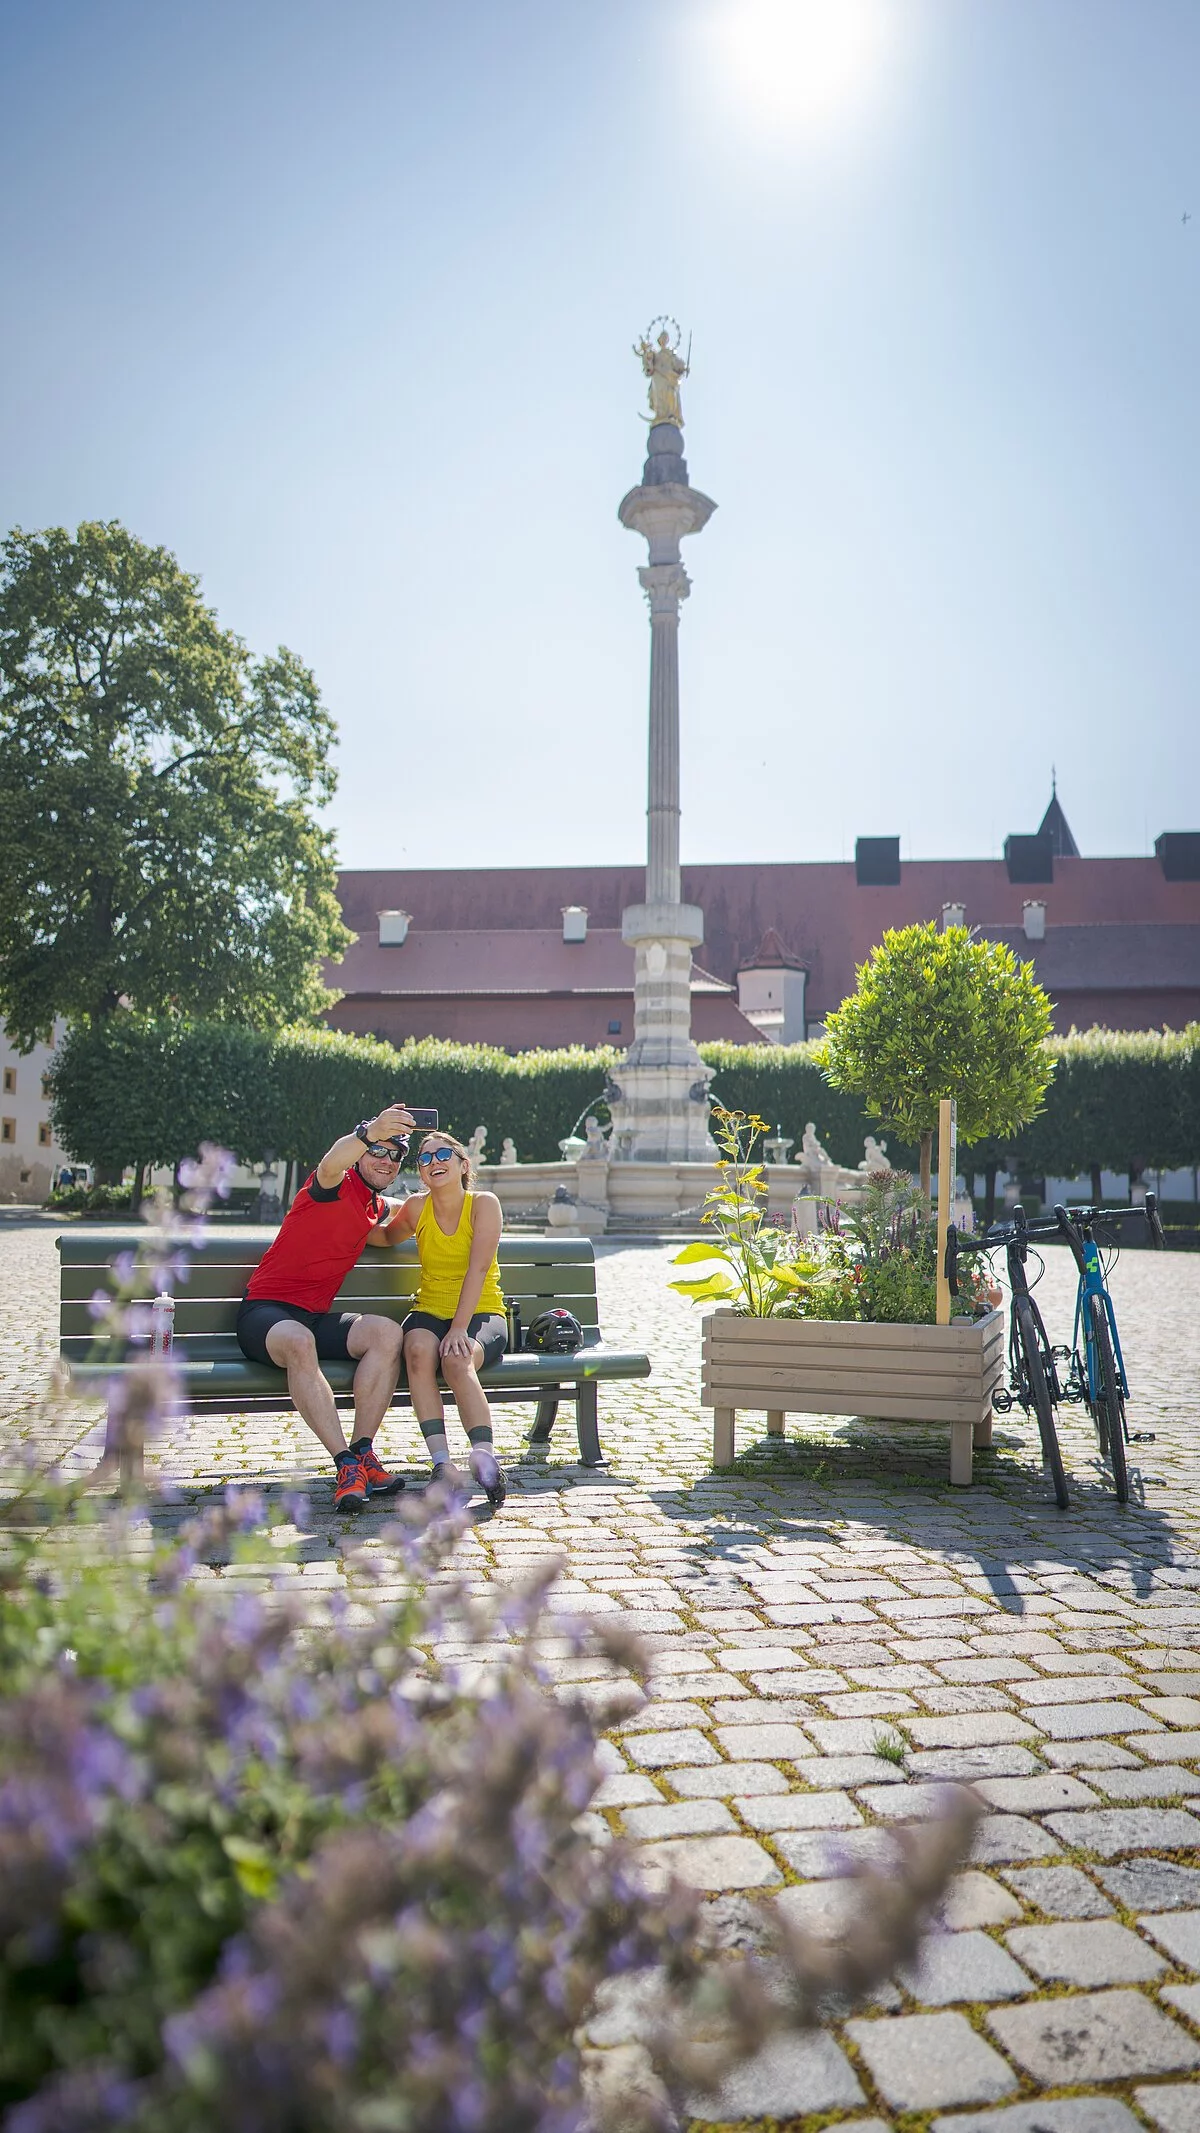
left=402, top=1310, right=508, bottom=1370
left=236, top=1298, right=359, bottom=1367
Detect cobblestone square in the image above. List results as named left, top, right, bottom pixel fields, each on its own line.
left=4, top=1214, right=1200, bottom=2126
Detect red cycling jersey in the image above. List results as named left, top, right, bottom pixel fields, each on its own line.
left=245, top=1166, right=389, bottom=1313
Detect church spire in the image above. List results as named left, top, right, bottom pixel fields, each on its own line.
left=1038, top=778, right=1079, bottom=858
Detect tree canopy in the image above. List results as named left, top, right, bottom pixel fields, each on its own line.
left=0, top=521, right=350, bottom=1049
left=819, top=923, right=1055, bottom=1192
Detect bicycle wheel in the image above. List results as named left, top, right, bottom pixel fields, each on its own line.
left=1088, top=1292, right=1128, bottom=1505
left=1015, top=1297, right=1069, bottom=1509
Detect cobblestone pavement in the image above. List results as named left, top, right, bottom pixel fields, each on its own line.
left=4, top=1215, right=1200, bottom=2129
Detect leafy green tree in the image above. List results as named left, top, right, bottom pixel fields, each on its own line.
left=0, top=521, right=349, bottom=1049
left=819, top=923, right=1055, bottom=1199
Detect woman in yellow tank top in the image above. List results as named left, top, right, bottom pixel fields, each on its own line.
left=389, top=1131, right=507, bottom=1505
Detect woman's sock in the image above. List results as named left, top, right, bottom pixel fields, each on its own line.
left=418, top=1416, right=451, bottom=1469
left=467, top=1425, right=500, bottom=1490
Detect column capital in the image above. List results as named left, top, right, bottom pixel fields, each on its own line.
left=638, top=562, right=690, bottom=615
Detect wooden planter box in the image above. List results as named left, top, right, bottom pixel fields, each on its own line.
left=701, top=1308, right=1005, bottom=1486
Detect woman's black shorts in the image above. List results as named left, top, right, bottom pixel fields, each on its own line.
left=236, top=1298, right=359, bottom=1367
left=402, top=1310, right=508, bottom=1370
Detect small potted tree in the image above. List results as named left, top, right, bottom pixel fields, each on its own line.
left=677, top=927, right=1054, bottom=1485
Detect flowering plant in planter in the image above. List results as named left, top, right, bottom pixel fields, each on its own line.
left=669, top=1109, right=820, bottom=1316
left=804, top=1168, right=994, bottom=1325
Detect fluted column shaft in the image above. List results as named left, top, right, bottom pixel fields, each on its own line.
left=641, top=562, right=688, bottom=905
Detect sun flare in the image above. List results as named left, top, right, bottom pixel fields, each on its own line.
left=706, top=0, right=891, bottom=134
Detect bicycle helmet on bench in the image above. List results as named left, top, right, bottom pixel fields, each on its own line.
left=525, top=1308, right=584, bottom=1355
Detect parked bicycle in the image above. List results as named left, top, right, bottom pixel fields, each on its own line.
left=946, top=1194, right=1165, bottom=1509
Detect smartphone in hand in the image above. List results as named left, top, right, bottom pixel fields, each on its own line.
left=404, top=1108, right=439, bottom=1130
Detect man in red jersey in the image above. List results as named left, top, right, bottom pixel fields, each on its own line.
left=237, top=1103, right=415, bottom=1513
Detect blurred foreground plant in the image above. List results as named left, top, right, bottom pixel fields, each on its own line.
left=0, top=1484, right=978, bottom=2133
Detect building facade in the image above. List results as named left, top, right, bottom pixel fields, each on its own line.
left=327, top=799, right=1200, bottom=1050
left=0, top=1024, right=69, bottom=1204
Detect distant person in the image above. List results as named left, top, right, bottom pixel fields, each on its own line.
left=235, top=1104, right=415, bottom=1513
left=388, top=1132, right=507, bottom=1507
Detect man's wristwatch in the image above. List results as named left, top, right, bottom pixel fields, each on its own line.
left=355, top=1120, right=374, bottom=1147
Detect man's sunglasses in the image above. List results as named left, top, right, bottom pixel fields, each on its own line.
left=417, top=1145, right=457, bottom=1166
left=363, top=1141, right=405, bottom=1162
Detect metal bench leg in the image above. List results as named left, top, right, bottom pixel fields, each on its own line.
left=713, top=1407, right=736, bottom=1465
left=575, top=1382, right=604, bottom=1467
left=528, top=1396, right=559, bottom=1445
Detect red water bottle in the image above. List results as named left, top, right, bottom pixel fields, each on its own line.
left=150, top=1293, right=175, bottom=1356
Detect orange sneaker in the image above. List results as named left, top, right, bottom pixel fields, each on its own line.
left=333, top=1449, right=368, bottom=1514
left=351, top=1438, right=406, bottom=1498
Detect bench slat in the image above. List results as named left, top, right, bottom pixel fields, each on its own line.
left=59, top=1264, right=600, bottom=1306
left=57, top=1228, right=598, bottom=1267
left=61, top=1299, right=603, bottom=1340
left=65, top=1348, right=650, bottom=1399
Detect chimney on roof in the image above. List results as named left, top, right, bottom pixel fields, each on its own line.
left=1156, top=832, right=1200, bottom=881
left=1022, top=901, right=1046, bottom=941
left=941, top=901, right=965, bottom=930
left=562, top=905, right=588, bottom=943
left=378, top=910, right=411, bottom=946
left=855, top=836, right=901, bottom=886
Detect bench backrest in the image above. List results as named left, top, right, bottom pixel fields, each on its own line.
left=57, top=1228, right=600, bottom=1369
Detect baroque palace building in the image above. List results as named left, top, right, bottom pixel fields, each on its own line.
left=324, top=793, right=1200, bottom=1053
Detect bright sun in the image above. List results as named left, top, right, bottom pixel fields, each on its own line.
left=705, top=0, right=891, bottom=134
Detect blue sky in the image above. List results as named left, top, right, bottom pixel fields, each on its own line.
left=1, top=0, right=1195, bottom=871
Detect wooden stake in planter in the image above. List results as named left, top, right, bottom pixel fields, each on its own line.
left=935, top=1097, right=957, bottom=1327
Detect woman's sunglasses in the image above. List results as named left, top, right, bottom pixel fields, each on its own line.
left=417, top=1145, right=457, bottom=1167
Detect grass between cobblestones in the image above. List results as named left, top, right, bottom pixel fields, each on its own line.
left=4, top=1222, right=1200, bottom=2127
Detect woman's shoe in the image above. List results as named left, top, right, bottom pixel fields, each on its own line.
left=469, top=1448, right=507, bottom=1509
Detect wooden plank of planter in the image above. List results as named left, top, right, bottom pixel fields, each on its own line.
left=701, top=1311, right=1002, bottom=1350
left=703, top=1384, right=989, bottom=1424
left=702, top=1340, right=987, bottom=1379
left=702, top=1363, right=990, bottom=1405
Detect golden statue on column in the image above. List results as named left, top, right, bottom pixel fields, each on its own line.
left=633, top=317, right=690, bottom=427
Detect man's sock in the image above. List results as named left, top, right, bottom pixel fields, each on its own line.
left=418, top=1416, right=451, bottom=1469
left=467, top=1424, right=500, bottom=1488
left=349, top=1436, right=374, bottom=1456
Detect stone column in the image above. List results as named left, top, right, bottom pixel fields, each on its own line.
left=607, top=422, right=717, bottom=1163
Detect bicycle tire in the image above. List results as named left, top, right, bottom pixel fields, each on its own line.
left=1088, top=1292, right=1128, bottom=1505
left=1015, top=1298, right=1069, bottom=1509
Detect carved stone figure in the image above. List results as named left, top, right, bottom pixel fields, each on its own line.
left=797, top=1121, right=833, bottom=1171
left=467, top=1125, right=487, bottom=1169
left=580, top=1115, right=609, bottom=1161
left=861, top=1135, right=890, bottom=1173
left=634, top=328, right=689, bottom=427
left=500, top=1137, right=518, bottom=1166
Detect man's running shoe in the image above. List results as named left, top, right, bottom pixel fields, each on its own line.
left=333, top=1450, right=368, bottom=1514
left=351, top=1438, right=406, bottom=1498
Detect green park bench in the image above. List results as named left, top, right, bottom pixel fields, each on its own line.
left=57, top=1228, right=651, bottom=1489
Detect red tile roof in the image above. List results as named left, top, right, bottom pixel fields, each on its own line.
left=335, top=857, right=1200, bottom=1026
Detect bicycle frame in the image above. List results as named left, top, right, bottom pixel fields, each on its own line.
left=1055, top=1207, right=1129, bottom=1412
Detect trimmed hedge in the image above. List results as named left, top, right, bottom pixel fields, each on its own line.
left=48, top=1018, right=1200, bottom=1183
left=47, top=1021, right=620, bottom=1173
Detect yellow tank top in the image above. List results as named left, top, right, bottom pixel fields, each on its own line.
left=413, top=1191, right=505, bottom=1318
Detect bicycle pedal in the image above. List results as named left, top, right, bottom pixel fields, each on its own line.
left=1130, top=1431, right=1156, bottom=1443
